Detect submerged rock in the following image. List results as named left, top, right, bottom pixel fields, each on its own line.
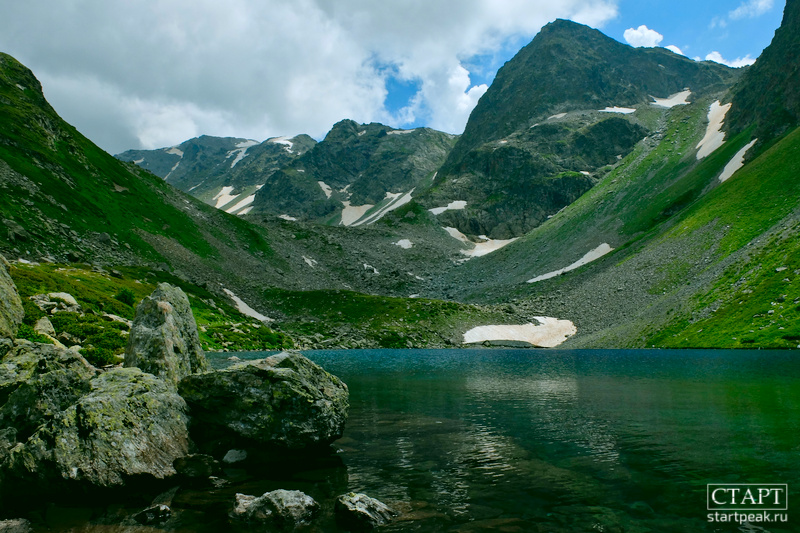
left=124, top=283, right=209, bottom=383
left=179, top=351, right=348, bottom=451
left=335, top=492, right=397, bottom=531
left=0, top=255, right=23, bottom=340
left=173, top=453, right=221, bottom=479
left=231, top=489, right=320, bottom=530
left=4, top=367, right=189, bottom=490
left=0, top=518, right=32, bottom=533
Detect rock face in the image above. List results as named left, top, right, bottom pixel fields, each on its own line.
left=4, top=367, right=189, bottom=489
left=0, top=342, right=96, bottom=441
left=231, top=490, right=320, bottom=530
left=335, top=493, right=397, bottom=531
left=0, top=255, right=23, bottom=339
left=179, top=351, right=349, bottom=451
left=125, top=283, right=209, bottom=383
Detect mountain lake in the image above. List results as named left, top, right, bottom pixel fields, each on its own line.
left=31, top=349, right=799, bottom=532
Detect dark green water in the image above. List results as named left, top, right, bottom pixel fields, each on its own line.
left=31, top=349, right=800, bottom=532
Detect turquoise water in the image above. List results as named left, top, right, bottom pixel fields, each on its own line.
left=214, top=348, right=799, bottom=532
left=27, top=349, right=800, bottom=531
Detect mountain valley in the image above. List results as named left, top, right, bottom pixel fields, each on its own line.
left=2, top=3, right=800, bottom=354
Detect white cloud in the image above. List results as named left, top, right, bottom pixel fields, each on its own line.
left=623, top=25, right=664, bottom=48
left=705, top=51, right=757, bottom=68
left=665, top=45, right=685, bottom=56
left=0, top=0, right=619, bottom=153
left=730, top=0, right=774, bottom=20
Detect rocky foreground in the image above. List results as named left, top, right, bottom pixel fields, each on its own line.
left=0, top=254, right=394, bottom=531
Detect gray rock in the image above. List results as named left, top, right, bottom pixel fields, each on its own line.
left=0, top=341, right=96, bottom=409
left=335, top=492, right=397, bottom=531
left=4, top=367, right=189, bottom=489
left=231, top=489, right=320, bottom=530
left=0, top=348, right=95, bottom=440
left=179, top=351, right=348, bottom=451
left=124, top=283, right=209, bottom=383
left=33, top=316, right=55, bottom=337
left=222, top=449, right=248, bottom=464
left=0, top=254, right=23, bottom=340
left=0, top=518, right=32, bottom=533
left=29, top=293, right=81, bottom=314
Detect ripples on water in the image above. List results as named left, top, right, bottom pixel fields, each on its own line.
left=301, top=349, right=800, bottom=532
left=33, top=349, right=799, bottom=532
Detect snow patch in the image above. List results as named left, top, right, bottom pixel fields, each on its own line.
left=363, top=263, right=379, bottom=274
left=188, top=180, right=205, bottom=192
left=318, top=181, right=333, bottom=199
left=227, top=140, right=259, bottom=168
left=303, top=256, right=317, bottom=268
left=429, top=200, right=467, bottom=216
left=357, top=131, right=366, bottom=136
left=165, top=160, right=181, bottom=180
left=387, top=129, right=418, bottom=135
left=223, top=288, right=272, bottom=322
left=133, top=158, right=144, bottom=164
left=600, top=107, right=636, bottom=114
left=279, top=214, right=298, bottom=221
left=165, top=147, right=184, bottom=158
left=443, top=227, right=517, bottom=258
left=718, top=139, right=757, bottom=183
left=226, top=194, right=255, bottom=214
left=548, top=113, right=567, bottom=120
left=394, top=239, right=413, bottom=249
left=340, top=201, right=375, bottom=226
left=527, top=243, right=614, bottom=283
left=213, top=186, right=237, bottom=209
left=696, top=101, right=732, bottom=160
left=16, top=84, right=25, bottom=91
left=463, top=318, right=577, bottom=348
left=651, top=90, right=691, bottom=108
left=580, top=171, right=591, bottom=176
left=238, top=206, right=253, bottom=215
left=269, top=136, right=294, bottom=153
left=353, top=189, right=415, bottom=226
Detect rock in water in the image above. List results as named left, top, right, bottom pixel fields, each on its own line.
left=125, top=283, right=209, bottom=383
left=4, top=367, right=189, bottom=490
left=0, top=255, right=23, bottom=340
left=179, top=351, right=348, bottom=451
left=231, top=490, right=320, bottom=530
left=335, top=492, right=397, bottom=531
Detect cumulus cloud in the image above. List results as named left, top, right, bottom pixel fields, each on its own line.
left=665, top=45, right=685, bottom=56
left=623, top=25, right=664, bottom=48
left=0, top=0, right=618, bottom=153
left=705, top=51, right=757, bottom=68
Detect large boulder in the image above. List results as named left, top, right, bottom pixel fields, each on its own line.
left=0, top=343, right=96, bottom=441
left=0, top=255, right=23, bottom=340
left=0, top=341, right=96, bottom=408
left=124, top=283, right=209, bottom=383
left=230, top=490, right=320, bottom=530
left=4, top=367, right=189, bottom=490
left=179, top=351, right=348, bottom=451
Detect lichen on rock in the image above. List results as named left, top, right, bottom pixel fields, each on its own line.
left=179, top=351, right=348, bottom=451
left=124, top=283, right=209, bottom=383
left=0, top=255, right=23, bottom=340
left=4, top=367, right=189, bottom=489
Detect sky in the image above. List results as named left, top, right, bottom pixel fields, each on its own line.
left=0, top=1, right=784, bottom=155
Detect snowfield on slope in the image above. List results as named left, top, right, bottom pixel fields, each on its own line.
left=528, top=243, right=614, bottom=283
left=463, top=318, right=577, bottom=347
left=696, top=101, right=732, bottom=159
left=223, top=288, right=272, bottom=322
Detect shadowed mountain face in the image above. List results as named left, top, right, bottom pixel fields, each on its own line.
left=418, top=19, right=740, bottom=239
left=249, top=120, right=457, bottom=224
left=726, top=0, right=800, bottom=151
